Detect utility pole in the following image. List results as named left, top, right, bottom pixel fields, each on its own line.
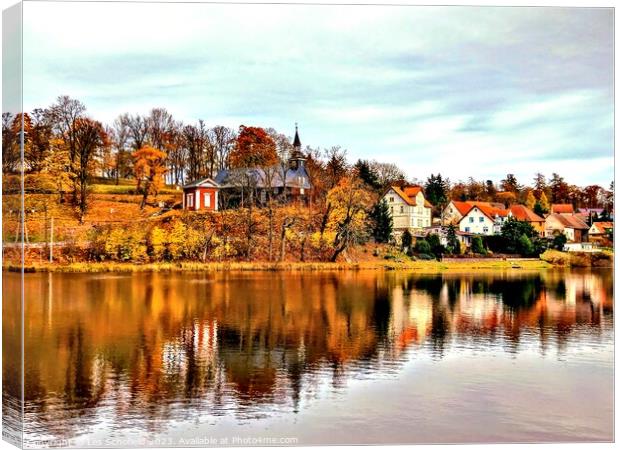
left=49, top=217, right=54, bottom=263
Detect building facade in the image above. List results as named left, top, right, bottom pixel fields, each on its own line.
left=382, top=186, right=433, bottom=232
left=182, top=178, right=219, bottom=211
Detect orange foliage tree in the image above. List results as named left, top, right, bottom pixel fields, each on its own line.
left=133, top=145, right=167, bottom=209
left=229, top=125, right=277, bottom=168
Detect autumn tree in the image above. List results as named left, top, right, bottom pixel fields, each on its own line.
left=370, top=161, right=407, bottom=189
left=133, top=145, right=167, bottom=209
left=324, top=146, right=349, bottom=190
left=326, top=177, right=372, bottom=262
left=500, top=173, right=520, bottom=193
left=525, top=190, right=536, bottom=209
left=550, top=173, right=570, bottom=204
left=354, top=159, right=382, bottom=191
left=73, top=118, right=108, bottom=221
left=210, top=125, right=236, bottom=172
left=229, top=125, right=277, bottom=168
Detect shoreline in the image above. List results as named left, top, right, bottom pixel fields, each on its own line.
left=4, top=259, right=561, bottom=273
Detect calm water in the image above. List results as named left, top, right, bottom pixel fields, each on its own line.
left=3, top=269, right=614, bottom=447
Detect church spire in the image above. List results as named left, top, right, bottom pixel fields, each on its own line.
left=293, top=122, right=301, bottom=149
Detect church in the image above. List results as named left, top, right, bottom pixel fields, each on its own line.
left=182, top=125, right=312, bottom=211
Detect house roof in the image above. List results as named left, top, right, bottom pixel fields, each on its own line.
left=509, top=205, right=544, bottom=222
left=388, top=185, right=432, bottom=208
left=547, top=213, right=589, bottom=230
left=183, top=177, right=219, bottom=189
left=551, top=204, right=574, bottom=214
left=214, top=165, right=312, bottom=190
left=449, top=200, right=505, bottom=217
left=458, top=204, right=506, bottom=223
left=591, top=221, right=613, bottom=234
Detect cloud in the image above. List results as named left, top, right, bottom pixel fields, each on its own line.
left=21, top=2, right=613, bottom=186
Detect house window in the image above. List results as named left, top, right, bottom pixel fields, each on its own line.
left=390, top=206, right=393, bottom=214
left=204, top=193, right=211, bottom=208
left=187, top=194, right=194, bottom=207
left=400, top=206, right=404, bottom=213
left=469, top=217, right=474, bottom=223
left=479, top=217, right=484, bottom=222
left=483, top=227, right=489, bottom=233
left=417, top=219, right=422, bottom=227
left=465, top=227, right=470, bottom=232
left=300, top=188, right=305, bottom=195
left=389, top=196, right=394, bottom=202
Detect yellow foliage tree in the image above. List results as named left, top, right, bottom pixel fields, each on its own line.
left=525, top=190, right=536, bottom=210
left=133, top=145, right=167, bottom=209
left=539, top=191, right=550, bottom=212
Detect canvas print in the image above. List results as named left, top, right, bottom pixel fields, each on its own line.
left=2, top=1, right=614, bottom=448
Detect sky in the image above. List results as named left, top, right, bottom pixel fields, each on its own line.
left=21, top=2, right=613, bottom=186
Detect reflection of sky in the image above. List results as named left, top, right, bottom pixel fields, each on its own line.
left=22, top=3, right=613, bottom=185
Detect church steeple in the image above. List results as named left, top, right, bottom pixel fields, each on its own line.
left=290, top=123, right=305, bottom=169
left=293, top=122, right=301, bottom=149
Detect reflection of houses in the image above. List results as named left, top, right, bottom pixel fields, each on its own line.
left=213, top=127, right=312, bottom=208
left=544, top=213, right=589, bottom=242
left=382, top=185, right=433, bottom=233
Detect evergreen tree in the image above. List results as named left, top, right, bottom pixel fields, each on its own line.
left=369, top=199, right=393, bottom=243
left=401, top=229, right=413, bottom=251
left=354, top=159, right=381, bottom=191
left=533, top=202, right=545, bottom=217
left=446, top=225, right=460, bottom=254
left=471, top=236, right=485, bottom=254
left=425, top=173, right=448, bottom=207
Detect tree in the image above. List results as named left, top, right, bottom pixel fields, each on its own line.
left=552, top=233, right=567, bottom=251
left=415, top=239, right=431, bottom=255
left=210, top=125, right=236, bottom=171
left=550, top=173, right=570, bottom=203
left=539, top=191, right=550, bottom=213
left=370, top=161, right=407, bottom=189
left=324, top=146, right=349, bottom=189
left=368, top=199, right=393, bottom=243
left=425, top=173, right=448, bottom=208
left=533, top=202, right=545, bottom=217
left=446, top=225, right=460, bottom=254
left=327, top=177, right=372, bottom=262
left=500, top=174, right=520, bottom=193
left=500, top=217, right=537, bottom=254
left=401, top=229, right=413, bottom=252
left=471, top=236, right=485, bottom=254
left=354, top=159, right=381, bottom=191
left=133, top=145, right=167, bottom=209
left=525, top=190, right=536, bottom=209
left=183, top=121, right=209, bottom=181
left=229, top=125, right=277, bottom=168
left=426, top=233, right=444, bottom=256
left=518, top=234, right=534, bottom=256
left=73, top=118, right=108, bottom=221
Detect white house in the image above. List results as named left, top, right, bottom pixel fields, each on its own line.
left=382, top=186, right=433, bottom=233
left=458, top=205, right=509, bottom=235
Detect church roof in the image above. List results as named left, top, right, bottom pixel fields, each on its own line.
left=293, top=124, right=301, bottom=148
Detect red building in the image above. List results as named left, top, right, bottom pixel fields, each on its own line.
left=182, top=178, right=219, bottom=211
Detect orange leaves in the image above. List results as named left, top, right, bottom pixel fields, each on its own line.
left=229, top=125, right=277, bottom=168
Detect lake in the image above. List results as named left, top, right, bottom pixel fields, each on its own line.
left=3, top=269, right=614, bottom=447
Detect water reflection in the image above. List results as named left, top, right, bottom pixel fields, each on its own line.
left=7, top=269, right=613, bottom=445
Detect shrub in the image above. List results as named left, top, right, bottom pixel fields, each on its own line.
left=401, top=230, right=413, bottom=251
left=471, top=236, right=486, bottom=255
left=415, top=239, right=431, bottom=255
left=540, top=249, right=570, bottom=266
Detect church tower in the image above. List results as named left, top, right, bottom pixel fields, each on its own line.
left=290, top=123, right=306, bottom=169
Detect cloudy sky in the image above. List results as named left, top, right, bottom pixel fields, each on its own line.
left=22, top=2, right=613, bottom=186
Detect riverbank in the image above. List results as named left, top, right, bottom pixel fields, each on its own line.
left=5, top=258, right=556, bottom=273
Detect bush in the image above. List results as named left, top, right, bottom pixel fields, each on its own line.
left=552, top=233, right=567, bottom=251
left=401, top=230, right=413, bottom=251
left=415, top=239, right=431, bottom=255
left=471, top=236, right=486, bottom=255
left=540, top=249, right=570, bottom=266
left=518, top=234, right=534, bottom=256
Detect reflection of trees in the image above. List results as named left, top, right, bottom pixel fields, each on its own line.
left=15, top=269, right=613, bottom=443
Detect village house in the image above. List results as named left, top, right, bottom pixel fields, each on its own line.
left=382, top=185, right=433, bottom=233
left=544, top=213, right=589, bottom=242
left=457, top=204, right=509, bottom=235
left=441, top=200, right=505, bottom=225
left=457, top=203, right=544, bottom=236
left=589, top=221, right=613, bottom=245
left=181, top=178, right=219, bottom=211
